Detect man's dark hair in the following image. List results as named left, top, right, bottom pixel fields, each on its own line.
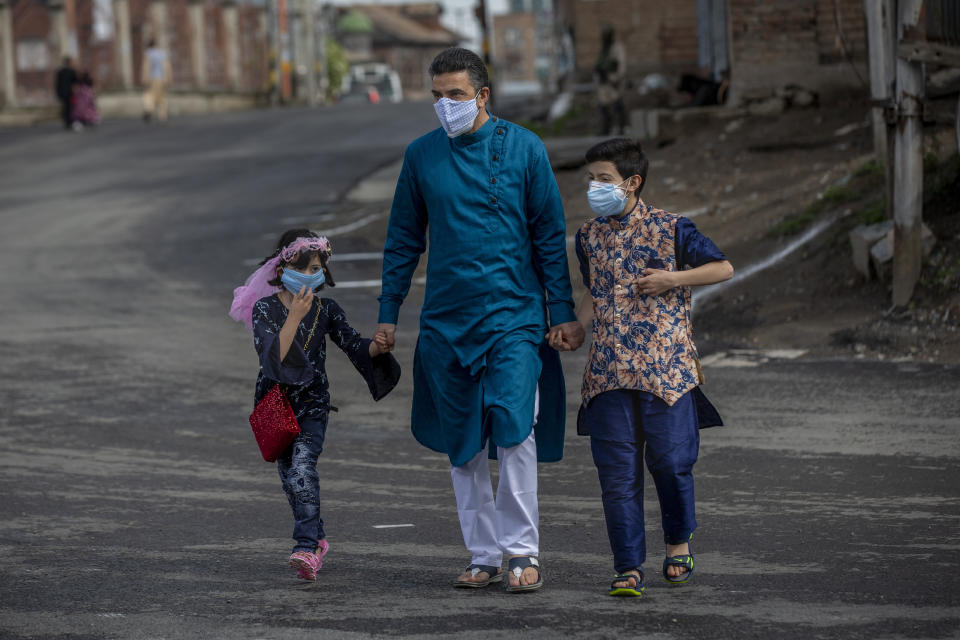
left=428, top=47, right=488, bottom=93
left=585, top=138, right=649, bottom=196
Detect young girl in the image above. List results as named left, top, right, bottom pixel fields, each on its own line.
left=230, top=229, right=399, bottom=581
left=71, top=71, right=100, bottom=128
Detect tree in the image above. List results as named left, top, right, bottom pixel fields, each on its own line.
left=325, top=40, right=349, bottom=102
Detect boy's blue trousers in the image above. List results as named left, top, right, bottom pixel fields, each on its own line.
left=585, top=389, right=699, bottom=573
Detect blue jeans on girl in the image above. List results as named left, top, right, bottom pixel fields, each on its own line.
left=276, top=419, right=327, bottom=553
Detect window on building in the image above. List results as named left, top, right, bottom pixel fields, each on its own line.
left=16, top=40, right=49, bottom=72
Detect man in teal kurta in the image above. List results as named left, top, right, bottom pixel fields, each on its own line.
left=376, top=48, right=584, bottom=591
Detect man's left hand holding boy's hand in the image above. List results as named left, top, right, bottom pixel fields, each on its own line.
left=546, top=320, right=585, bottom=352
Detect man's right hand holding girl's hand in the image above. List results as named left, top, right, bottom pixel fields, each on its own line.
left=369, top=331, right=392, bottom=357
left=374, top=323, right=396, bottom=354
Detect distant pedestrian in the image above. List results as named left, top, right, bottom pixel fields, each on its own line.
left=54, top=56, right=78, bottom=130
left=71, top=71, right=100, bottom=128
left=548, top=138, right=733, bottom=597
left=229, top=229, right=400, bottom=581
left=141, top=39, right=172, bottom=122
left=593, top=25, right=626, bottom=135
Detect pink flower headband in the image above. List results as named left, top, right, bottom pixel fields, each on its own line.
left=278, top=236, right=332, bottom=262
left=229, top=235, right=332, bottom=331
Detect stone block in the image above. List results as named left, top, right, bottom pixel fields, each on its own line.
left=629, top=108, right=659, bottom=140
left=747, top=96, right=786, bottom=116
left=869, top=224, right=937, bottom=282
left=849, top=220, right=892, bottom=279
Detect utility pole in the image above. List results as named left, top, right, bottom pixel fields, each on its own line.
left=267, top=0, right=279, bottom=104
left=316, top=3, right=330, bottom=104
left=474, top=0, right=493, bottom=102
left=891, top=0, right=925, bottom=307
left=278, top=0, right=292, bottom=102
left=302, top=0, right=318, bottom=106
left=863, top=0, right=897, bottom=219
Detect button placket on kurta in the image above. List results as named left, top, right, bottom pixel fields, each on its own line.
left=486, top=120, right=506, bottom=220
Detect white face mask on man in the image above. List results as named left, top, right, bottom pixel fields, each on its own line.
left=433, top=89, right=482, bottom=138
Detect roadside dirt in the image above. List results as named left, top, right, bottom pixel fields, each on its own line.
left=552, top=101, right=960, bottom=364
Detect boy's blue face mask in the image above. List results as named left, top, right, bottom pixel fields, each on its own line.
left=280, top=268, right=325, bottom=295
left=586, top=179, right=631, bottom=216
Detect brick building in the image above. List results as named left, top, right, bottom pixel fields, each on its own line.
left=336, top=3, right=461, bottom=101
left=0, top=0, right=269, bottom=108
left=552, top=0, right=868, bottom=104
left=493, top=7, right=557, bottom=95
left=728, top=0, right=867, bottom=102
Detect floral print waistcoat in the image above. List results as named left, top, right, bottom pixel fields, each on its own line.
left=578, top=204, right=702, bottom=407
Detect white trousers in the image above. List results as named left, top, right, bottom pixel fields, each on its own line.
left=450, top=390, right=539, bottom=566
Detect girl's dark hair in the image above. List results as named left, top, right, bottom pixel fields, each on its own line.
left=585, top=138, right=649, bottom=197
left=263, top=228, right=336, bottom=289
left=429, top=47, right=488, bottom=94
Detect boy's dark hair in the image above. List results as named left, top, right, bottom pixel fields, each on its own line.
left=585, top=138, right=649, bottom=197
left=263, top=228, right=336, bottom=289
left=428, top=47, right=488, bottom=93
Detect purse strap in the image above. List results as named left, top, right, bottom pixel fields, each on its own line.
left=302, top=299, right=322, bottom=352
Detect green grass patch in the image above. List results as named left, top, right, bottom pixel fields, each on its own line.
left=853, top=159, right=885, bottom=179
left=518, top=105, right=587, bottom=138
left=821, top=184, right=860, bottom=208
left=769, top=208, right=817, bottom=237
left=771, top=159, right=890, bottom=237
left=857, top=199, right=887, bottom=225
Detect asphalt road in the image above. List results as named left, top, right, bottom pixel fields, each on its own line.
left=0, top=104, right=958, bottom=640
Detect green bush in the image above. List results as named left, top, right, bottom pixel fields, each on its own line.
left=857, top=199, right=887, bottom=225
left=326, top=40, right=349, bottom=102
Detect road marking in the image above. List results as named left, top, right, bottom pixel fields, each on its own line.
left=700, top=349, right=808, bottom=367
left=281, top=213, right=335, bottom=225
left=332, top=252, right=382, bottom=262
left=243, top=251, right=384, bottom=267
left=336, top=276, right=425, bottom=289
left=313, top=212, right=386, bottom=237
left=335, top=279, right=383, bottom=289
left=373, top=524, right=415, bottom=529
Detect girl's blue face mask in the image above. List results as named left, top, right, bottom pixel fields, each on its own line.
left=280, top=267, right=325, bottom=295
left=586, top=179, right=631, bottom=216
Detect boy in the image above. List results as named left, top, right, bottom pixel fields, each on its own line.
left=548, top=138, right=733, bottom=597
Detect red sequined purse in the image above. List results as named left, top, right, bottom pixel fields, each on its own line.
left=249, top=302, right=322, bottom=462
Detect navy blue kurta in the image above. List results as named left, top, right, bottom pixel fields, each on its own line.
left=378, top=115, right=577, bottom=466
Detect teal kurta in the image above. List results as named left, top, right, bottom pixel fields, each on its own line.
left=378, top=115, right=577, bottom=467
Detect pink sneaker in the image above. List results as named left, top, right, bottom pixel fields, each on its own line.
left=316, top=539, right=330, bottom=569
left=288, top=551, right=320, bottom=581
